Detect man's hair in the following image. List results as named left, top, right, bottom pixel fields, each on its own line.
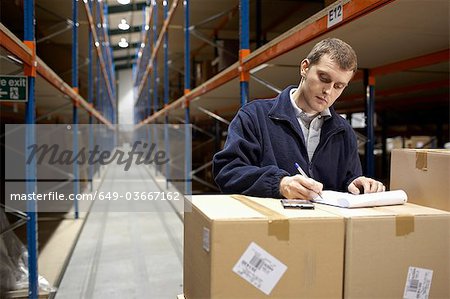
left=306, top=38, right=358, bottom=73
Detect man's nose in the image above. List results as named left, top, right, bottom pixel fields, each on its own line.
left=322, top=84, right=332, bottom=94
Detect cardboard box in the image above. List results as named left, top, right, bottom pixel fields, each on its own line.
left=184, top=195, right=345, bottom=299
left=316, top=203, right=450, bottom=299
left=390, top=149, right=450, bottom=211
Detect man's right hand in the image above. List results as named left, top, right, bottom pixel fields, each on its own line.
left=279, top=175, right=323, bottom=199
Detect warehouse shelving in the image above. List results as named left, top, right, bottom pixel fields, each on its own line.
left=1, top=0, right=448, bottom=297
left=133, top=0, right=448, bottom=187
left=1, top=0, right=118, bottom=297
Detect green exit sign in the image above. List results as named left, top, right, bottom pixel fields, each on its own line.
left=0, top=76, right=28, bottom=102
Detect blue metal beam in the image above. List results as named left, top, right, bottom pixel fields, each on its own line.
left=239, top=0, right=250, bottom=106
left=152, top=0, right=158, bottom=174
left=184, top=0, right=191, bottom=196
left=164, top=0, right=170, bottom=188
left=24, top=0, right=38, bottom=297
left=88, top=0, right=94, bottom=191
left=72, top=0, right=79, bottom=219
left=364, top=70, right=375, bottom=177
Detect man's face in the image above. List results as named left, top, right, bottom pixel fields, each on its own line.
left=298, top=54, right=354, bottom=114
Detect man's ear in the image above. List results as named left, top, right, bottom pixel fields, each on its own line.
left=300, top=59, right=310, bottom=77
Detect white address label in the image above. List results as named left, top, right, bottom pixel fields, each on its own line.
left=327, top=2, right=343, bottom=28
left=403, top=266, right=433, bottom=299
left=232, top=242, right=287, bottom=295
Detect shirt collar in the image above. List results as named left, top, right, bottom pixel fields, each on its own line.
left=289, top=88, right=332, bottom=120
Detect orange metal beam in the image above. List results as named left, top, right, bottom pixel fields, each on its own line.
left=336, top=94, right=448, bottom=114
left=349, top=50, right=449, bottom=85
left=244, top=0, right=395, bottom=71
left=36, top=57, right=113, bottom=127
left=0, top=23, right=113, bottom=127
left=83, top=1, right=116, bottom=109
left=370, top=49, right=449, bottom=77
left=136, top=95, right=185, bottom=128
left=138, top=0, right=396, bottom=124
left=137, top=62, right=240, bottom=127
left=341, top=79, right=450, bottom=102
left=136, top=0, right=180, bottom=100
left=0, top=24, right=32, bottom=66
left=189, top=64, right=240, bottom=99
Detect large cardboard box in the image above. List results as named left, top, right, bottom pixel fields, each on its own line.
left=184, top=195, right=345, bottom=299
left=390, top=149, right=450, bottom=211
left=316, top=203, right=450, bottom=299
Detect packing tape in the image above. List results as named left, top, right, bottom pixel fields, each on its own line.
left=231, top=195, right=289, bottom=241
left=395, top=214, right=415, bottom=236
left=415, top=151, right=428, bottom=171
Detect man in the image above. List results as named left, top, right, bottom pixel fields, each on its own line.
left=213, top=38, right=385, bottom=199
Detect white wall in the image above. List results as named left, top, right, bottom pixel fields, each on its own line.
left=117, top=68, right=134, bottom=125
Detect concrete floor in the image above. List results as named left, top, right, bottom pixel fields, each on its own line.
left=55, top=163, right=184, bottom=299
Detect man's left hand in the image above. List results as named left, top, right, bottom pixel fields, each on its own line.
left=348, top=176, right=385, bottom=194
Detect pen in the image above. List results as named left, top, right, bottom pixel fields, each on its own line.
left=294, top=162, right=323, bottom=200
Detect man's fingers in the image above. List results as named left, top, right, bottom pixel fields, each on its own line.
left=348, top=183, right=360, bottom=195
left=361, top=179, right=371, bottom=194
left=295, top=175, right=323, bottom=194
left=280, top=175, right=324, bottom=199
left=376, top=181, right=385, bottom=192
left=289, top=176, right=321, bottom=199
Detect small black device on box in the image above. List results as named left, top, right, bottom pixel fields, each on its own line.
left=281, top=199, right=314, bottom=209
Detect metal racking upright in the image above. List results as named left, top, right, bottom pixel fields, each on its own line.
left=0, top=0, right=118, bottom=297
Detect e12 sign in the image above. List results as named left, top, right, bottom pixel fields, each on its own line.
left=328, top=2, right=343, bottom=28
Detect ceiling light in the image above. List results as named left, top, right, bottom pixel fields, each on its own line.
left=7, top=55, right=23, bottom=65
left=118, top=19, right=130, bottom=30
left=249, top=63, right=270, bottom=74
left=118, top=37, right=129, bottom=48
left=117, top=0, right=130, bottom=5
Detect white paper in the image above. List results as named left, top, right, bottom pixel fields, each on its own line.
left=313, top=190, right=407, bottom=208
left=232, top=242, right=287, bottom=295
left=403, top=266, right=433, bottom=299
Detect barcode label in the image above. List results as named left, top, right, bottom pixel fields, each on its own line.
left=403, top=266, right=433, bottom=299
left=407, top=279, right=419, bottom=293
left=232, top=242, right=287, bottom=295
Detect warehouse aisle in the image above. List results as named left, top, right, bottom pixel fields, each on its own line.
left=55, top=161, right=183, bottom=299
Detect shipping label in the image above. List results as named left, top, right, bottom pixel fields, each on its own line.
left=403, top=266, right=433, bottom=299
left=232, top=242, right=287, bottom=295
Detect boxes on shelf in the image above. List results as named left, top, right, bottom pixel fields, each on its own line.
left=316, top=203, right=450, bottom=299
left=184, top=195, right=345, bottom=299
left=390, top=149, right=450, bottom=211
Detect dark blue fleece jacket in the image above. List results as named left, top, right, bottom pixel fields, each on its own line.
left=213, top=86, right=362, bottom=198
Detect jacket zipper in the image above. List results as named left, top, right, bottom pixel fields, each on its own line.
left=309, top=127, right=345, bottom=177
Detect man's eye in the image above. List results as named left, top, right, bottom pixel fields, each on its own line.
left=320, top=75, right=330, bottom=82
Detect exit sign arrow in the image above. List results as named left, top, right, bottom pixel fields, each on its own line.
left=0, top=76, right=28, bottom=102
